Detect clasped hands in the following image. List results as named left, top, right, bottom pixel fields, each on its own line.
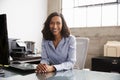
left=36, top=64, right=56, bottom=73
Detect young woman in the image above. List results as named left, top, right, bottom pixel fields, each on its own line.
left=36, top=12, right=76, bottom=73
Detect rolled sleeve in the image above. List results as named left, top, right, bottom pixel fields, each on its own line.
left=54, top=62, right=74, bottom=71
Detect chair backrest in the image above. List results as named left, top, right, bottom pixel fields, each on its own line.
left=74, top=37, right=89, bottom=69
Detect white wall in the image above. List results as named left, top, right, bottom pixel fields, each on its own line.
left=0, top=0, right=47, bottom=53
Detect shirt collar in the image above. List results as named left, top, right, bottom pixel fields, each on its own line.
left=48, top=37, right=65, bottom=49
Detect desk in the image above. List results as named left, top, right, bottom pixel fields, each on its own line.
left=0, top=69, right=120, bottom=80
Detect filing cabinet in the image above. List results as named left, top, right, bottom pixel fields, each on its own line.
left=92, top=57, right=120, bottom=73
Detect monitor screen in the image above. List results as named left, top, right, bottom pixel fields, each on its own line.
left=0, top=14, right=9, bottom=66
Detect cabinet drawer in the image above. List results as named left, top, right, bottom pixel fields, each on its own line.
left=92, top=57, right=120, bottom=72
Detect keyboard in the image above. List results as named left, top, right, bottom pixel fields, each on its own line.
left=9, top=63, right=37, bottom=71
left=13, top=55, right=40, bottom=61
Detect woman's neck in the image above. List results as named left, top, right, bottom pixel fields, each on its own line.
left=54, top=34, right=62, bottom=41
left=53, top=34, right=62, bottom=48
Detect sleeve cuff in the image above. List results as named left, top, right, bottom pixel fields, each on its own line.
left=54, top=65, right=63, bottom=71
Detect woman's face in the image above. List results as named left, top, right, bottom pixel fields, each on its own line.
left=49, top=16, right=62, bottom=36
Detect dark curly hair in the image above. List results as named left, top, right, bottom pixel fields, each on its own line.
left=42, top=12, right=70, bottom=40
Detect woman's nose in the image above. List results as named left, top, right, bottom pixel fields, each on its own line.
left=53, top=23, right=57, bottom=28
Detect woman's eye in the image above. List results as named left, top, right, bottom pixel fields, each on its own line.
left=56, top=22, right=60, bottom=25
left=50, top=22, right=61, bottom=25
left=50, top=22, right=54, bottom=24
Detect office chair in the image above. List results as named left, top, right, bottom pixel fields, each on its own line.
left=74, top=37, right=89, bottom=70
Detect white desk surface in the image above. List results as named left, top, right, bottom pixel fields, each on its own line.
left=0, top=69, right=120, bottom=80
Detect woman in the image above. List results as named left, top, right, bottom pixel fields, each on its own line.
left=36, top=12, right=76, bottom=73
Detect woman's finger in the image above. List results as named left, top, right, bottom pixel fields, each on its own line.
left=36, top=64, right=47, bottom=73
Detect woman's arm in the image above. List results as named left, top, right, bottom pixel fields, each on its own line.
left=40, top=39, right=50, bottom=64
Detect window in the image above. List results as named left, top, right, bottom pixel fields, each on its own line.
left=75, top=0, right=117, bottom=6
left=62, top=0, right=120, bottom=28
left=102, top=4, right=118, bottom=26
left=118, top=4, right=120, bottom=25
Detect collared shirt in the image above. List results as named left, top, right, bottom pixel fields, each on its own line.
left=40, top=35, right=76, bottom=71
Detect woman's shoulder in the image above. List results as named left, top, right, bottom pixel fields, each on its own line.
left=65, top=35, right=76, bottom=42
left=67, top=35, right=76, bottom=40
left=42, top=38, right=51, bottom=44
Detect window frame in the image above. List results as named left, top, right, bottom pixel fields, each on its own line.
left=62, top=0, right=120, bottom=28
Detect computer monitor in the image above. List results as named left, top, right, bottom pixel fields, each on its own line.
left=0, top=14, right=10, bottom=68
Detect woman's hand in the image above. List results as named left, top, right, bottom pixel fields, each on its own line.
left=36, top=64, right=56, bottom=73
